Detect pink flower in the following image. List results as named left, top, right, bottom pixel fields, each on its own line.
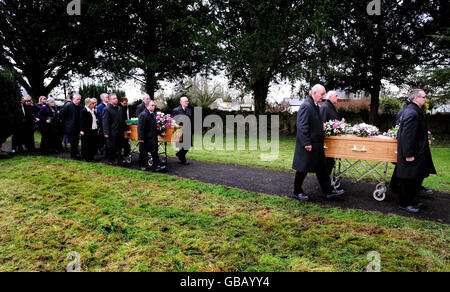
left=156, top=116, right=161, bottom=120
left=168, top=117, right=173, bottom=122
left=333, top=124, right=338, bottom=129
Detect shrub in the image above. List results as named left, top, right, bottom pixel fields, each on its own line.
left=79, top=83, right=126, bottom=103
left=0, top=69, right=21, bottom=145
left=380, top=98, right=403, bottom=115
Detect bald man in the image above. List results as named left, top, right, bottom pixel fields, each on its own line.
left=292, top=85, right=345, bottom=202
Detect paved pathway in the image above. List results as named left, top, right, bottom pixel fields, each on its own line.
left=1, top=142, right=448, bottom=224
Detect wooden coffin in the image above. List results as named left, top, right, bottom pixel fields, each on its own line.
left=124, top=124, right=138, bottom=140
left=124, top=124, right=182, bottom=143
left=324, top=135, right=398, bottom=163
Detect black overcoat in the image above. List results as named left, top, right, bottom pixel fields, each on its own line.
left=320, top=100, right=340, bottom=122
left=396, top=103, right=436, bottom=179
left=292, top=97, right=327, bottom=173
left=61, top=102, right=81, bottom=134
left=173, top=105, right=193, bottom=148
left=138, top=109, right=159, bottom=153
left=102, top=104, right=124, bottom=138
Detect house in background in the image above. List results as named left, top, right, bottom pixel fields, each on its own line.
left=335, top=89, right=371, bottom=101
left=281, top=98, right=305, bottom=113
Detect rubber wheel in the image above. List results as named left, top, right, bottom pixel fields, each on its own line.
left=373, top=190, right=386, bottom=202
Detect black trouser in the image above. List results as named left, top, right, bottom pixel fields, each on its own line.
left=122, top=138, right=131, bottom=157
left=398, top=178, right=422, bottom=207
left=294, top=170, right=333, bottom=196
left=139, top=142, right=160, bottom=169
left=81, top=130, right=97, bottom=161
left=23, top=128, right=35, bottom=151
left=106, top=135, right=122, bottom=163
left=391, top=166, right=425, bottom=193
left=176, top=149, right=189, bottom=162
left=69, top=132, right=80, bottom=157
left=98, top=127, right=108, bottom=158
left=325, top=158, right=336, bottom=177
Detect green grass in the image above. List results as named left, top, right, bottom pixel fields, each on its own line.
left=0, top=156, right=448, bottom=272
left=166, top=135, right=450, bottom=193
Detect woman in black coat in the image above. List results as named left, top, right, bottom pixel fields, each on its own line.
left=38, top=98, right=59, bottom=153
left=80, top=98, right=99, bottom=162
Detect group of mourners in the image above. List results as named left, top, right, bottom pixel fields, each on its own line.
left=293, top=85, right=436, bottom=214
left=9, top=93, right=193, bottom=173
left=9, top=85, right=436, bottom=214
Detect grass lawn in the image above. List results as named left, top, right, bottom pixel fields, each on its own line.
left=0, top=156, right=448, bottom=272
left=166, top=134, right=450, bottom=193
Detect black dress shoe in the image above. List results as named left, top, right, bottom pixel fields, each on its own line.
left=296, top=193, right=310, bottom=202
left=140, top=167, right=148, bottom=171
left=326, top=189, right=345, bottom=200
left=154, top=165, right=167, bottom=172
left=417, top=189, right=434, bottom=198
left=399, top=205, right=420, bottom=213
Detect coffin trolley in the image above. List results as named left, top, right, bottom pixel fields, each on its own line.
left=124, top=120, right=183, bottom=167
left=324, top=135, right=398, bottom=202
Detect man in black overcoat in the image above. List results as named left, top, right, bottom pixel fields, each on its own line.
left=292, top=85, right=345, bottom=201
left=172, top=96, right=193, bottom=165
left=103, top=94, right=125, bottom=165
left=396, top=89, right=437, bottom=213
left=138, top=100, right=166, bottom=172
left=136, top=93, right=151, bottom=118
left=61, top=94, right=82, bottom=159
left=320, top=90, right=341, bottom=176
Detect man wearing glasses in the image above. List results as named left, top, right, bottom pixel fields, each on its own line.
left=396, top=89, right=437, bottom=213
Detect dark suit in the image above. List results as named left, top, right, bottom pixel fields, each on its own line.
left=80, top=108, right=98, bottom=161
left=38, top=105, right=59, bottom=153
left=136, top=102, right=146, bottom=118
left=172, top=105, right=193, bottom=162
left=61, top=102, right=82, bottom=157
left=103, top=104, right=125, bottom=163
left=96, top=102, right=108, bottom=157
left=292, top=97, right=332, bottom=196
left=390, top=102, right=410, bottom=192
left=320, top=100, right=340, bottom=176
left=13, top=103, right=37, bottom=151
left=138, top=108, right=160, bottom=169
left=396, top=103, right=436, bottom=207
left=120, top=105, right=131, bottom=157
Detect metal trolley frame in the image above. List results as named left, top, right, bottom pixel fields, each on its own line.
left=331, top=159, right=390, bottom=202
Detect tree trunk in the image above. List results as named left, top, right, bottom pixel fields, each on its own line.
left=252, top=78, right=270, bottom=116
left=145, top=70, right=157, bottom=100
left=369, top=82, right=381, bottom=126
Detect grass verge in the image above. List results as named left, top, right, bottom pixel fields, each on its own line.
left=0, top=156, right=448, bottom=272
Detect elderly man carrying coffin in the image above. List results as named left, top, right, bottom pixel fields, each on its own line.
left=320, top=90, right=340, bottom=176
left=138, top=100, right=166, bottom=173
left=292, top=85, right=345, bottom=202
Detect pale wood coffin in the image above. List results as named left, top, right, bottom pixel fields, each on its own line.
left=324, top=135, right=398, bottom=163
left=124, top=124, right=183, bottom=143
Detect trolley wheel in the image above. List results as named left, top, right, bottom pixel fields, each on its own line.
left=148, top=156, right=154, bottom=168
left=126, top=155, right=132, bottom=164
left=332, top=178, right=341, bottom=190
left=373, top=189, right=386, bottom=202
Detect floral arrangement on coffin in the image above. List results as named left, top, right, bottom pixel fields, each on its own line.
left=348, top=123, right=380, bottom=137
left=323, top=119, right=350, bottom=136
left=382, top=125, right=399, bottom=140
left=155, top=112, right=178, bottom=135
